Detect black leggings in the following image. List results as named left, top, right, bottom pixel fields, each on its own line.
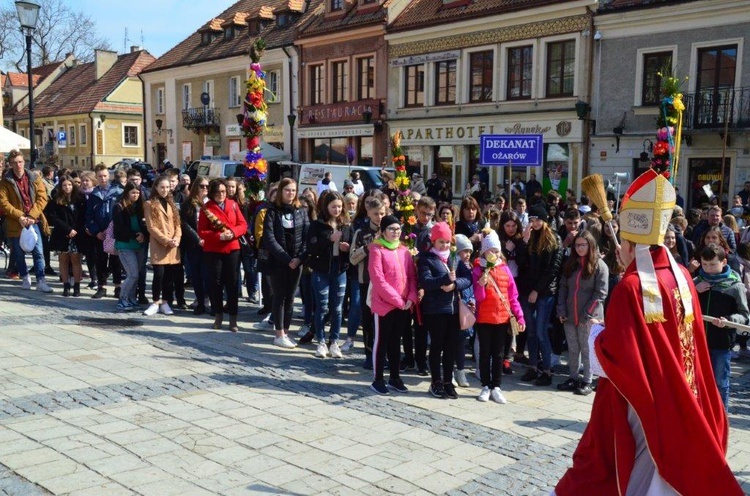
left=374, top=308, right=409, bottom=382
left=270, top=265, right=302, bottom=331
left=424, top=313, right=459, bottom=384
left=403, top=316, right=428, bottom=369
left=476, top=323, right=509, bottom=388
left=151, top=263, right=180, bottom=303
left=204, top=250, right=240, bottom=316
left=359, top=282, right=374, bottom=355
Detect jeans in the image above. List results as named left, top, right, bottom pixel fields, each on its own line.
left=186, top=246, right=209, bottom=307
left=300, top=272, right=314, bottom=327
left=312, top=269, right=347, bottom=342
left=237, top=247, right=257, bottom=297
left=522, top=295, right=555, bottom=370
left=118, top=248, right=146, bottom=303
left=709, top=348, right=731, bottom=410
left=346, top=276, right=361, bottom=339
left=11, top=224, right=45, bottom=280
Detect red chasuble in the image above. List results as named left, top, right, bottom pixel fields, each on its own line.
left=555, top=247, right=742, bottom=495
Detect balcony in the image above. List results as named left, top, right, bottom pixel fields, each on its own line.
left=682, top=86, right=750, bottom=130
left=182, top=107, right=221, bottom=133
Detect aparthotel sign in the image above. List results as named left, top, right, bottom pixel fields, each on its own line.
left=399, top=120, right=573, bottom=145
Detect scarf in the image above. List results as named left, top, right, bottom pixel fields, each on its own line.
left=374, top=237, right=399, bottom=250
left=430, top=247, right=450, bottom=264
left=696, top=265, right=740, bottom=290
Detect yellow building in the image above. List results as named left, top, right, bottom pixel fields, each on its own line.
left=14, top=48, right=155, bottom=168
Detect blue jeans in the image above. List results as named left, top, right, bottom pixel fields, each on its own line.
left=300, top=272, right=314, bottom=327
left=312, top=269, right=347, bottom=342
left=186, top=246, right=209, bottom=307
left=522, top=295, right=555, bottom=370
left=346, top=276, right=361, bottom=339
left=709, top=348, right=731, bottom=410
left=237, top=247, right=257, bottom=296
left=118, top=248, right=146, bottom=303
left=11, top=224, right=45, bottom=280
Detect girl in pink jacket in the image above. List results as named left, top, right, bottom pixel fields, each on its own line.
left=367, top=215, right=418, bottom=395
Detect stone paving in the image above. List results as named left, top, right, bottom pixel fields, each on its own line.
left=0, top=271, right=749, bottom=495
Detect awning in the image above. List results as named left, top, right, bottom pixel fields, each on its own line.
left=0, top=126, right=30, bottom=153
left=232, top=141, right=291, bottom=162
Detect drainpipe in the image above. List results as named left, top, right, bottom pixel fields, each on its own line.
left=582, top=7, right=596, bottom=179
left=137, top=72, right=148, bottom=163
left=88, top=112, right=95, bottom=169
left=282, top=46, right=295, bottom=162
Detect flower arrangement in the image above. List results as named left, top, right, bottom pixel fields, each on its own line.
left=651, top=71, right=688, bottom=181
left=202, top=207, right=226, bottom=232
left=391, top=130, right=417, bottom=253
left=240, top=39, right=269, bottom=197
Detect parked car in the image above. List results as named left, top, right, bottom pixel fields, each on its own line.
left=186, top=159, right=245, bottom=181
left=109, top=160, right=156, bottom=186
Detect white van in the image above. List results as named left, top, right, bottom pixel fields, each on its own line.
left=186, top=159, right=245, bottom=181
left=295, top=164, right=389, bottom=192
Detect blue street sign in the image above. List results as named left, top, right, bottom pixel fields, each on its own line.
left=479, top=134, right=543, bottom=166
left=57, top=131, right=66, bottom=141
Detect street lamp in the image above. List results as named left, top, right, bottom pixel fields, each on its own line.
left=15, top=0, right=40, bottom=167
left=287, top=112, right=296, bottom=161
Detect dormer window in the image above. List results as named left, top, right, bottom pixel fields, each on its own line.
left=277, top=13, right=289, bottom=25
left=224, top=26, right=235, bottom=41
left=198, top=18, right=224, bottom=46
left=200, top=32, right=212, bottom=46
left=331, top=0, right=343, bottom=11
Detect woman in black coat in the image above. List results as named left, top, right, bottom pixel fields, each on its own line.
left=45, top=176, right=88, bottom=296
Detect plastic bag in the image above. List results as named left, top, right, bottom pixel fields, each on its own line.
left=19, top=225, right=37, bottom=253
left=103, top=221, right=117, bottom=255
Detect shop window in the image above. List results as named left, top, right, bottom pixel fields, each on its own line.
left=507, top=45, right=533, bottom=100
left=433, top=145, right=453, bottom=183
left=310, top=65, right=324, bottom=105
left=332, top=61, right=348, bottom=103
left=544, top=143, right=570, bottom=195
left=434, top=60, right=456, bottom=106
left=358, top=136, right=373, bottom=166
left=313, top=137, right=348, bottom=164
left=688, top=157, right=730, bottom=209
left=404, top=64, right=424, bottom=107
left=546, top=40, right=575, bottom=98
left=357, top=57, right=374, bottom=100
left=469, top=50, right=493, bottom=102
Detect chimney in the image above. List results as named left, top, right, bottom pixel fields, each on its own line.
left=130, top=45, right=142, bottom=53
left=95, top=49, right=118, bottom=80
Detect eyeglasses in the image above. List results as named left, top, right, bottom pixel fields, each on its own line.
left=575, top=243, right=589, bottom=248
left=386, top=227, right=402, bottom=233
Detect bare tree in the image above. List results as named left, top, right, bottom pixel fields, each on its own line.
left=0, top=0, right=112, bottom=71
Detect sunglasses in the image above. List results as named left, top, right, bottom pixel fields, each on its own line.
left=199, top=184, right=208, bottom=189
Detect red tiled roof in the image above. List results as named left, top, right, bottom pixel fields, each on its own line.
left=298, top=0, right=389, bottom=38
left=249, top=6, right=276, bottom=20
left=6, top=72, right=41, bottom=88
left=143, top=0, right=323, bottom=74
left=15, top=50, right=155, bottom=120
left=390, top=0, right=571, bottom=31
left=222, top=12, right=250, bottom=26
left=200, top=18, right=225, bottom=31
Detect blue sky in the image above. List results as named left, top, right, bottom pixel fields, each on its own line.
left=76, top=0, right=238, bottom=57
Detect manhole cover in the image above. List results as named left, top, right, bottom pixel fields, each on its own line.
left=77, top=317, right=144, bottom=329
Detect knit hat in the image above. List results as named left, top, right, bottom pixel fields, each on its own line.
left=454, top=234, right=472, bottom=253
left=381, top=215, right=400, bottom=231
left=480, top=230, right=502, bottom=256
left=528, top=203, right=548, bottom=220
left=343, top=179, right=354, bottom=188
left=430, top=222, right=452, bottom=243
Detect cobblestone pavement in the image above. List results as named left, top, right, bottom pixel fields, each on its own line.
left=0, top=271, right=749, bottom=495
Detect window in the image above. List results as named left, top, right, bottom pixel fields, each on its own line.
left=68, top=125, right=75, bottom=146
left=434, top=60, right=456, bottom=105
left=469, top=50, right=494, bottom=102
left=332, top=61, right=348, bottom=103
left=404, top=64, right=424, bottom=107
left=182, top=84, right=191, bottom=110
left=80, top=124, right=87, bottom=145
left=200, top=32, right=211, bottom=46
left=224, top=26, right=234, bottom=41
left=696, top=45, right=738, bottom=127
left=507, top=45, right=533, bottom=100
left=203, top=80, right=214, bottom=108
left=267, top=71, right=280, bottom=103
left=123, top=125, right=139, bottom=146
left=330, top=0, right=343, bottom=10
left=310, top=65, right=324, bottom=105
left=229, top=76, right=242, bottom=108
left=641, top=52, right=672, bottom=106
left=156, top=88, right=164, bottom=114
left=546, top=40, right=575, bottom=97
left=357, top=57, right=374, bottom=100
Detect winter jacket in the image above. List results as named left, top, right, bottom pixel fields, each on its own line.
left=557, top=258, right=609, bottom=326
left=85, top=182, right=124, bottom=235
left=473, top=263, right=525, bottom=326
left=305, top=219, right=352, bottom=274
left=180, top=199, right=202, bottom=251
left=499, top=235, right=527, bottom=278
left=144, top=199, right=182, bottom=265
left=417, top=251, right=471, bottom=315
left=694, top=268, right=750, bottom=350
left=198, top=199, right=248, bottom=255
left=522, top=233, right=563, bottom=297
left=262, top=204, right=309, bottom=269
left=350, top=219, right=380, bottom=285
left=112, top=203, right=148, bottom=247
left=45, top=197, right=88, bottom=253
left=368, top=243, right=418, bottom=317
left=412, top=221, right=434, bottom=254
left=0, top=169, right=48, bottom=238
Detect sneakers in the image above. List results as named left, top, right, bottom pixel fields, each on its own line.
left=362, top=354, right=373, bottom=370
left=502, top=360, right=514, bottom=375
left=454, top=369, right=470, bottom=387
left=35, top=278, right=52, bottom=293
left=477, top=386, right=491, bottom=402
left=534, top=372, right=553, bottom=386
left=315, top=342, right=329, bottom=358
left=273, top=335, right=297, bottom=349
left=116, top=301, right=135, bottom=312
left=370, top=379, right=389, bottom=395
left=159, top=302, right=174, bottom=315
left=400, top=361, right=415, bottom=373
left=329, top=341, right=343, bottom=359
left=6, top=271, right=20, bottom=280
left=21, top=275, right=32, bottom=290
left=341, top=338, right=354, bottom=353
left=297, top=324, right=311, bottom=338
left=443, top=382, right=459, bottom=400
left=551, top=354, right=561, bottom=368
left=113, top=287, right=121, bottom=300
left=138, top=295, right=150, bottom=305
left=557, top=378, right=579, bottom=392
left=574, top=382, right=593, bottom=396
left=490, top=387, right=507, bottom=404
left=298, top=330, right=314, bottom=344
left=388, top=378, right=409, bottom=393
left=417, top=367, right=429, bottom=377
left=521, top=368, right=539, bottom=382
left=255, top=319, right=275, bottom=331
left=174, top=300, right=188, bottom=310
left=429, top=381, right=446, bottom=399
left=91, top=287, right=107, bottom=299
left=143, top=303, right=160, bottom=316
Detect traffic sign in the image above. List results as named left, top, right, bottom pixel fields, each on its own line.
left=479, top=134, right=543, bottom=166
left=57, top=131, right=66, bottom=141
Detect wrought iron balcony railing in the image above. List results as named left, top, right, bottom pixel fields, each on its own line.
left=682, top=86, right=750, bottom=130
left=182, top=107, right=221, bottom=133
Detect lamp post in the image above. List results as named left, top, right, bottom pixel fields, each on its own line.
left=287, top=112, right=296, bottom=161
left=15, top=1, right=40, bottom=167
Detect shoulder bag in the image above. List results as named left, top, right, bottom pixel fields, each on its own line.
left=487, top=273, right=521, bottom=336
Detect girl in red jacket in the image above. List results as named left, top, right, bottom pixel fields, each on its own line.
left=472, top=231, right=525, bottom=404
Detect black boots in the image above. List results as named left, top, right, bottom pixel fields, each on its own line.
left=213, top=313, right=223, bottom=330
left=229, top=315, right=239, bottom=333
left=62, top=283, right=70, bottom=297
left=72, top=283, right=80, bottom=297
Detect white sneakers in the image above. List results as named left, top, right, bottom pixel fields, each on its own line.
left=329, top=341, right=343, bottom=359
left=255, top=319, right=275, bottom=331
left=36, top=278, right=53, bottom=293
left=143, top=303, right=160, bottom=316
left=315, top=342, right=329, bottom=358
left=159, top=302, right=174, bottom=315
left=21, top=275, right=32, bottom=290
left=477, top=386, right=507, bottom=404
left=297, top=323, right=311, bottom=337
left=454, top=369, right=470, bottom=387
left=340, top=338, right=354, bottom=353
left=273, top=335, right=297, bottom=349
